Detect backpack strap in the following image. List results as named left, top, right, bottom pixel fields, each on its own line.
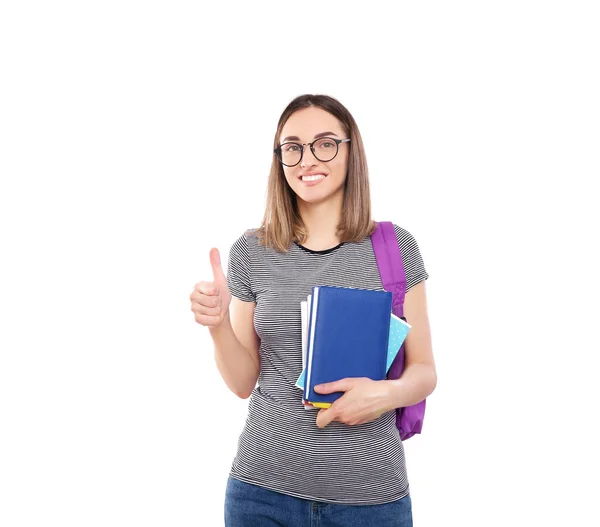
left=371, top=221, right=406, bottom=318
left=372, top=221, right=426, bottom=440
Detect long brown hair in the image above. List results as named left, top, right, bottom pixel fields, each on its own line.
left=254, top=94, right=375, bottom=252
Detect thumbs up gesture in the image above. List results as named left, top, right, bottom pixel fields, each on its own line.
left=190, top=248, right=232, bottom=328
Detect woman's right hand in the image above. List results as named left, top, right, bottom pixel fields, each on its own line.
left=190, top=248, right=232, bottom=328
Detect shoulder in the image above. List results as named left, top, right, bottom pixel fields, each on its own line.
left=390, top=223, right=421, bottom=252
left=389, top=223, right=429, bottom=289
left=228, top=227, right=266, bottom=268
left=226, top=229, right=259, bottom=301
left=230, top=228, right=259, bottom=252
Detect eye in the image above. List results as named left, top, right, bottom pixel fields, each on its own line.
left=283, top=143, right=300, bottom=153
left=316, top=139, right=336, bottom=149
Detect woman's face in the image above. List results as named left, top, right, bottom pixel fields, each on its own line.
left=279, top=106, right=349, bottom=206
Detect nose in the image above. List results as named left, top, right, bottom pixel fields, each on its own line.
left=300, top=144, right=319, bottom=167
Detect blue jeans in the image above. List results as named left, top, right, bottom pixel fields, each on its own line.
left=224, top=476, right=413, bottom=527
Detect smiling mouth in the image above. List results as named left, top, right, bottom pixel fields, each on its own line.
left=299, top=174, right=327, bottom=182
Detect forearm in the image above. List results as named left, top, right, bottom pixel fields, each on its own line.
left=209, top=314, right=260, bottom=399
left=382, top=363, right=437, bottom=412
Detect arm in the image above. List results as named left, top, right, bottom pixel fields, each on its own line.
left=382, top=280, right=437, bottom=411
left=210, top=297, right=261, bottom=399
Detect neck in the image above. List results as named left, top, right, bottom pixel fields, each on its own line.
left=296, top=192, right=344, bottom=250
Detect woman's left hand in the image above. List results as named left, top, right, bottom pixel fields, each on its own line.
left=313, top=378, right=392, bottom=428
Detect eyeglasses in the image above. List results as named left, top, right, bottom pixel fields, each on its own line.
left=274, top=137, right=351, bottom=167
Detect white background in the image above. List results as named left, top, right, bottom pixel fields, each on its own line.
left=1, top=1, right=599, bottom=526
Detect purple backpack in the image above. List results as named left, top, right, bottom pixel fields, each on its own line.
left=371, top=221, right=426, bottom=440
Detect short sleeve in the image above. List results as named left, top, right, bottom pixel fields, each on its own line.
left=393, top=224, right=429, bottom=291
left=226, top=233, right=256, bottom=303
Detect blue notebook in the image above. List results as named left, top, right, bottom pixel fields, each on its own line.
left=304, top=286, right=393, bottom=405
left=296, top=312, right=410, bottom=392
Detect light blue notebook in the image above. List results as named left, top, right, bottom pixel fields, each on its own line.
left=295, top=312, right=411, bottom=391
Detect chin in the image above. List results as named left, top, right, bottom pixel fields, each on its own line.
left=297, top=192, right=336, bottom=206
left=288, top=179, right=345, bottom=205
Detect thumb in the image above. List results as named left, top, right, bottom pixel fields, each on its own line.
left=209, top=248, right=227, bottom=285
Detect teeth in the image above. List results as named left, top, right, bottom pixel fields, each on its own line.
left=301, top=174, right=325, bottom=182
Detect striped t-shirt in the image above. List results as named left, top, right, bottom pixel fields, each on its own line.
left=225, top=224, right=429, bottom=504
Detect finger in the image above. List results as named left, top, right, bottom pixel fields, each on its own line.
left=314, top=378, right=353, bottom=394
left=191, top=302, right=221, bottom=317
left=316, top=408, right=336, bottom=429
left=194, top=313, right=223, bottom=327
left=195, top=282, right=218, bottom=296
left=190, top=291, right=220, bottom=308
left=210, top=248, right=227, bottom=286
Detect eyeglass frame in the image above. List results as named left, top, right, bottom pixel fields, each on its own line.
left=274, top=137, right=351, bottom=167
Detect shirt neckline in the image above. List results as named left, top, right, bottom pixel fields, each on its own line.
left=293, top=241, right=345, bottom=255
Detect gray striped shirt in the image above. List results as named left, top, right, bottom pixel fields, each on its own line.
left=225, top=224, right=429, bottom=504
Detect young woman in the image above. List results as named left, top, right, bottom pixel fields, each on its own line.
left=190, top=94, right=436, bottom=526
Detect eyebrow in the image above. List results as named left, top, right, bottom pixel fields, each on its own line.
left=281, top=131, right=340, bottom=143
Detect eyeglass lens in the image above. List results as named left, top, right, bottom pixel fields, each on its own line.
left=279, top=138, right=339, bottom=166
